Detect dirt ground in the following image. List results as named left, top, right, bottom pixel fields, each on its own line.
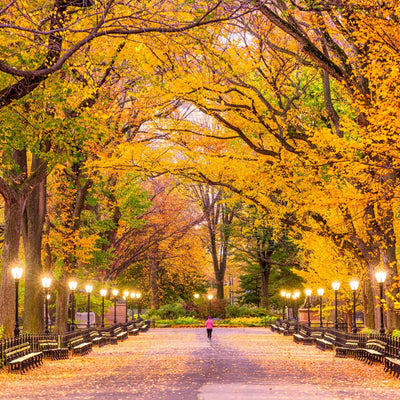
left=0, top=327, right=399, bottom=399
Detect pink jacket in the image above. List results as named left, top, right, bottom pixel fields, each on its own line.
left=205, top=318, right=214, bottom=329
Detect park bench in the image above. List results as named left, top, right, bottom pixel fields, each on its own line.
left=271, top=318, right=283, bottom=333
left=4, top=342, right=43, bottom=374
left=38, top=339, right=69, bottom=360
left=316, top=332, right=337, bottom=351
left=89, top=330, right=107, bottom=347
left=113, top=326, right=128, bottom=342
left=126, top=322, right=139, bottom=336
left=140, top=320, right=151, bottom=332
left=309, top=331, right=323, bottom=344
left=68, top=335, right=92, bottom=356
left=357, top=339, right=386, bottom=364
left=101, top=329, right=118, bottom=345
left=335, top=339, right=360, bottom=358
left=384, top=354, right=400, bottom=377
left=278, top=321, right=297, bottom=336
left=293, top=328, right=314, bottom=345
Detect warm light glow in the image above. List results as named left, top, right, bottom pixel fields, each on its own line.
left=332, top=281, right=341, bottom=291
left=280, top=290, right=286, bottom=297
left=293, top=291, right=300, bottom=299
left=85, top=285, right=93, bottom=293
left=112, top=289, right=119, bottom=297
left=286, top=292, right=291, bottom=299
left=194, top=293, right=200, bottom=299
left=350, top=280, right=359, bottom=291
left=375, top=271, right=387, bottom=284
left=305, top=289, right=312, bottom=297
left=207, top=294, right=213, bottom=300
left=136, top=293, right=141, bottom=299
left=42, top=277, right=52, bottom=288
left=11, top=266, right=23, bottom=280
left=68, top=280, right=77, bottom=291
left=100, top=289, right=107, bottom=297
left=130, top=292, right=135, bottom=299
left=317, top=288, right=324, bottom=296
left=46, top=294, right=50, bottom=300
left=123, top=291, right=129, bottom=299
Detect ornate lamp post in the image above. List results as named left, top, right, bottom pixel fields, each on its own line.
left=332, top=281, right=340, bottom=330
left=280, top=290, right=286, bottom=320
left=285, top=292, right=291, bottom=319
left=207, top=294, right=213, bottom=315
left=317, top=288, right=324, bottom=327
left=136, top=293, right=142, bottom=317
left=69, top=280, right=78, bottom=331
left=11, top=265, right=23, bottom=337
left=85, top=285, right=93, bottom=328
left=375, top=271, right=387, bottom=334
left=350, top=279, right=359, bottom=334
left=305, top=289, right=312, bottom=327
left=124, top=291, right=130, bottom=323
left=112, top=289, right=119, bottom=324
left=100, top=289, right=107, bottom=328
left=42, top=277, right=52, bottom=334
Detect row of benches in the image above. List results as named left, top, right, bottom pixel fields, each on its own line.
left=287, top=326, right=400, bottom=378
left=2, top=320, right=150, bottom=374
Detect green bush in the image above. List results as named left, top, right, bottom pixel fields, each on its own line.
left=392, top=329, right=400, bottom=338
left=225, top=305, right=270, bottom=318
left=157, top=303, right=186, bottom=319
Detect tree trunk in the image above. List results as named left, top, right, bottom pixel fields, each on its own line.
left=259, top=260, right=270, bottom=310
left=22, top=156, right=47, bottom=333
left=0, top=195, right=26, bottom=337
left=55, top=279, right=69, bottom=334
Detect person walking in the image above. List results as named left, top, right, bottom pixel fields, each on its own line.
left=205, top=316, right=214, bottom=341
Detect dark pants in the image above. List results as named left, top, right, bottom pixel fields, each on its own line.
left=207, top=329, right=212, bottom=339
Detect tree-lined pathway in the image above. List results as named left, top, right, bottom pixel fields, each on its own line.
left=1, top=328, right=400, bottom=399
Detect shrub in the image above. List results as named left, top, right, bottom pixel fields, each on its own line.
left=392, top=329, right=400, bottom=338
left=226, top=304, right=242, bottom=318
left=157, top=303, right=186, bottom=319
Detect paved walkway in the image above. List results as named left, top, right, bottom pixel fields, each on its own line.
left=1, top=328, right=400, bottom=399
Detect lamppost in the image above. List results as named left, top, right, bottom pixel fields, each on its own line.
left=194, top=293, right=200, bottom=300
left=305, top=289, right=312, bottom=327
left=136, top=293, right=142, bottom=319
left=375, top=271, right=387, bottom=334
left=293, top=291, right=300, bottom=320
left=100, top=289, right=107, bottom=328
left=286, top=292, right=291, bottom=319
left=42, top=277, right=52, bottom=334
left=280, top=290, right=286, bottom=320
left=112, top=289, right=119, bottom=324
left=11, top=265, right=23, bottom=337
left=69, top=280, right=77, bottom=331
left=350, top=279, right=359, bottom=334
left=317, top=288, right=324, bottom=327
left=124, top=291, right=129, bottom=323
left=85, top=285, right=93, bottom=328
left=332, top=281, right=340, bottom=330
left=207, top=294, right=213, bottom=315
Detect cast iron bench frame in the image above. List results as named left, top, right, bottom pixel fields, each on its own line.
left=316, top=332, right=336, bottom=351
left=5, top=342, right=43, bottom=374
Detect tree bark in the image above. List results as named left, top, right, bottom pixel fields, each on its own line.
left=0, top=195, right=26, bottom=337
left=22, top=155, right=47, bottom=333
